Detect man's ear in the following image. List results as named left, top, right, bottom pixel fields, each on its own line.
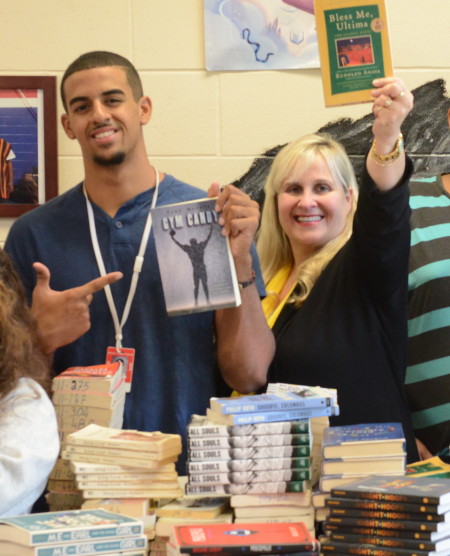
left=61, top=113, right=76, bottom=140
left=139, top=96, right=152, bottom=125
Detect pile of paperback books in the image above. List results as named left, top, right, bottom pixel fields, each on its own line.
left=0, top=508, right=147, bottom=556
left=62, top=424, right=184, bottom=501
left=153, top=497, right=232, bottom=538
left=185, top=413, right=313, bottom=497
left=192, top=382, right=337, bottom=498
left=315, top=422, right=407, bottom=533
left=230, top=490, right=315, bottom=534
left=184, top=383, right=338, bottom=536
left=320, top=422, right=407, bottom=486
left=48, top=362, right=126, bottom=511
left=206, top=382, right=339, bottom=426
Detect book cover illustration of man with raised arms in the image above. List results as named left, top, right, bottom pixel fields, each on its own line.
left=170, top=224, right=213, bottom=306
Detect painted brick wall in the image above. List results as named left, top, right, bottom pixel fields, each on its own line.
left=0, top=0, right=448, bottom=240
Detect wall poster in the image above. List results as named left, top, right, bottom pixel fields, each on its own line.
left=204, top=0, right=320, bottom=71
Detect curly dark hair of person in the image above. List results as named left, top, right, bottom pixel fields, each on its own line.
left=0, top=249, right=51, bottom=400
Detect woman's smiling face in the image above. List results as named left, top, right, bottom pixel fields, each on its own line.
left=277, top=154, right=353, bottom=261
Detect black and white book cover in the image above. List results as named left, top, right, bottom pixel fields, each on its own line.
left=152, top=197, right=241, bottom=315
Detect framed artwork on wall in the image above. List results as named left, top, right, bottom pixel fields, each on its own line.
left=0, top=75, right=57, bottom=217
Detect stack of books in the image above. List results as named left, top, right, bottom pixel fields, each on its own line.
left=62, top=424, right=184, bottom=502
left=320, top=474, right=450, bottom=554
left=46, top=461, right=84, bottom=513
left=319, top=422, right=407, bottom=494
left=309, top=415, right=330, bottom=486
left=316, top=422, right=407, bottom=534
left=312, top=488, right=331, bottom=527
left=167, top=521, right=320, bottom=556
left=184, top=414, right=313, bottom=497
left=48, top=362, right=126, bottom=511
left=206, top=383, right=339, bottom=426
left=78, top=468, right=159, bottom=542
left=192, top=383, right=339, bottom=495
left=231, top=491, right=315, bottom=534
left=53, top=362, right=126, bottom=439
left=154, top=497, right=232, bottom=539
left=149, top=535, right=170, bottom=556
left=265, top=383, right=333, bottom=487
left=0, top=508, right=147, bottom=556
left=82, top=494, right=156, bottom=538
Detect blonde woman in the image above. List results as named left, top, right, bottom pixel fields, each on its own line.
left=256, top=77, right=419, bottom=463
left=0, top=249, right=59, bottom=516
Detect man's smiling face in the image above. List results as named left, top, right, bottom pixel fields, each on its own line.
left=61, top=66, right=150, bottom=167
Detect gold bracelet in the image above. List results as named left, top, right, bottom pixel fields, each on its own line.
left=370, top=133, right=404, bottom=166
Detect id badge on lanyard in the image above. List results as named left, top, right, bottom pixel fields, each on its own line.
left=105, top=346, right=136, bottom=392
left=84, top=170, right=160, bottom=393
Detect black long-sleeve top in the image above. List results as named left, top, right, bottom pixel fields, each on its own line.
left=269, top=157, right=419, bottom=463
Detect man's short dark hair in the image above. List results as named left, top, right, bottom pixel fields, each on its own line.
left=60, top=51, right=144, bottom=111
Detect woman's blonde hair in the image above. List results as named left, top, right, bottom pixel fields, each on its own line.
left=0, top=249, right=51, bottom=401
left=257, top=133, right=359, bottom=306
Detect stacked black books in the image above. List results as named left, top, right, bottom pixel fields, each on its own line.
left=320, top=474, right=450, bottom=554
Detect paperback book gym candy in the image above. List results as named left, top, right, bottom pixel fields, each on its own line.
left=152, top=197, right=241, bottom=316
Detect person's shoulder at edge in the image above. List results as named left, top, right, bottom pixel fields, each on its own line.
left=3, top=376, right=53, bottom=410
left=1, top=376, right=59, bottom=454
left=0, top=377, right=59, bottom=517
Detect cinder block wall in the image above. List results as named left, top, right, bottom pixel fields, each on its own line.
left=0, top=0, right=448, bottom=241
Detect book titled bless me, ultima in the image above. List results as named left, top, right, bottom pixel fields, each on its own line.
left=314, top=0, right=393, bottom=106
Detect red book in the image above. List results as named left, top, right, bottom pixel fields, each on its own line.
left=169, top=521, right=318, bottom=554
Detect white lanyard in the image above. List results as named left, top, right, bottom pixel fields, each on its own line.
left=83, top=169, right=160, bottom=349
